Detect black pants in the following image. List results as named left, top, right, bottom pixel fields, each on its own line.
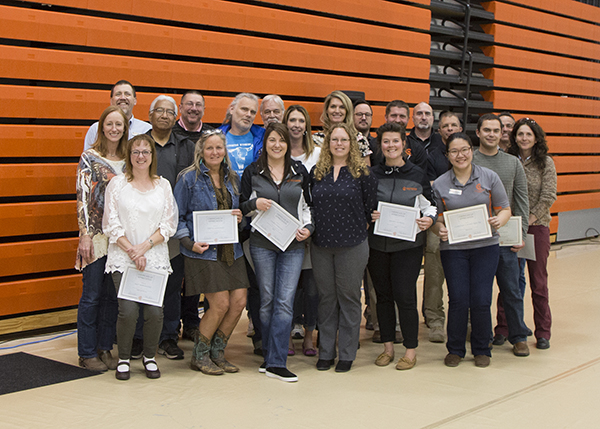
left=367, top=246, right=423, bottom=349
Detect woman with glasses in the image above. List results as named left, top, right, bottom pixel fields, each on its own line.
left=103, top=134, right=178, bottom=380
left=240, top=123, right=313, bottom=382
left=313, top=91, right=372, bottom=165
left=76, top=106, right=129, bottom=372
left=173, top=129, right=248, bottom=376
left=284, top=105, right=320, bottom=356
left=507, top=118, right=556, bottom=350
left=431, top=133, right=511, bottom=368
left=311, top=123, right=378, bottom=373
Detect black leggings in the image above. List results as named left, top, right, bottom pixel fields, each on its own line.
left=367, top=246, right=423, bottom=349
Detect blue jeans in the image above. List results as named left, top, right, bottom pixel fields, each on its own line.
left=441, top=245, right=499, bottom=358
left=518, top=257, right=527, bottom=298
left=250, top=245, right=304, bottom=368
left=77, top=256, right=118, bottom=358
left=292, top=269, right=319, bottom=331
left=494, top=247, right=528, bottom=344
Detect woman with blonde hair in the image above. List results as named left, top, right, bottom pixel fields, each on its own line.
left=311, top=122, right=378, bottom=372
left=313, top=91, right=372, bottom=164
left=174, top=129, right=248, bottom=375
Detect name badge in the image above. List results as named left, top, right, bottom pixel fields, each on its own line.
left=449, top=189, right=462, bottom=195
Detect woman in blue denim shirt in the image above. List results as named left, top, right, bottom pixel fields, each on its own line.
left=173, top=130, right=249, bottom=376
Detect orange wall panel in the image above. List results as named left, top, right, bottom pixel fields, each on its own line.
left=483, top=2, right=600, bottom=42
left=0, top=238, right=78, bottom=277
left=0, top=275, right=82, bottom=317
left=0, top=202, right=78, bottom=237
left=547, top=137, right=600, bottom=154
left=553, top=192, right=600, bottom=213
left=483, top=24, right=600, bottom=60
left=482, top=47, right=600, bottom=80
left=553, top=157, right=600, bottom=174
left=0, top=164, right=77, bottom=197
left=0, top=125, right=88, bottom=157
left=483, top=68, right=600, bottom=98
left=557, top=175, right=600, bottom=193
left=510, top=116, right=598, bottom=135
left=482, top=91, right=600, bottom=116
left=488, top=0, right=600, bottom=23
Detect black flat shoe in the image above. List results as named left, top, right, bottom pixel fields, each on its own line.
left=316, top=359, right=334, bottom=371
left=115, top=362, right=130, bottom=381
left=143, top=358, right=161, bottom=379
left=536, top=338, right=550, bottom=349
left=335, top=360, right=352, bottom=372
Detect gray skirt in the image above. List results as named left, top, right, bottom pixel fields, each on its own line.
left=183, top=255, right=249, bottom=295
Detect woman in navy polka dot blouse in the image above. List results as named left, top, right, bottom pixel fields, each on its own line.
left=310, top=123, right=378, bottom=373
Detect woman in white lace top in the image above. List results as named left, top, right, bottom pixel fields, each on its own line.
left=103, top=134, right=178, bottom=381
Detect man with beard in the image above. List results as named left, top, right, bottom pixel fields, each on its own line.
left=172, top=90, right=213, bottom=143
left=260, top=95, right=285, bottom=127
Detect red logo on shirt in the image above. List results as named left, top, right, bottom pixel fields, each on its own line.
left=406, top=148, right=412, bottom=156
left=476, top=183, right=483, bottom=193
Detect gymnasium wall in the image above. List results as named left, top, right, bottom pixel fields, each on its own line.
left=0, top=0, right=598, bottom=331
left=481, top=0, right=600, bottom=235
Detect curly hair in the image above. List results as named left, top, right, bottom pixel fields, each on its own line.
left=508, top=118, right=549, bottom=171
left=313, top=123, right=369, bottom=181
left=177, top=129, right=239, bottom=194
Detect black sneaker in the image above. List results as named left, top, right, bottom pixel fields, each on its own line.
left=492, top=334, right=507, bottom=346
left=130, top=338, right=143, bottom=360
left=335, top=360, right=352, bottom=372
left=258, top=362, right=266, bottom=373
left=316, top=359, right=334, bottom=371
left=266, top=367, right=298, bottom=382
left=158, top=339, right=184, bottom=360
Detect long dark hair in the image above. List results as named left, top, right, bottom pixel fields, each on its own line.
left=508, top=118, right=549, bottom=171
left=257, top=123, right=292, bottom=181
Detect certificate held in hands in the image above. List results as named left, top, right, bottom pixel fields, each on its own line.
left=497, top=216, right=522, bottom=247
left=443, top=204, right=492, bottom=245
left=118, top=266, right=169, bottom=307
left=373, top=201, right=420, bottom=242
left=193, top=209, right=239, bottom=245
left=251, top=201, right=301, bottom=251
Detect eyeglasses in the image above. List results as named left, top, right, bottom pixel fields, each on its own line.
left=183, top=102, right=204, bottom=109
left=132, top=150, right=152, bottom=157
left=151, top=108, right=176, bottom=117
left=202, top=129, right=225, bottom=137
left=354, top=112, right=372, bottom=118
left=447, top=147, right=472, bottom=157
left=523, top=117, right=536, bottom=124
left=331, top=138, right=350, bottom=144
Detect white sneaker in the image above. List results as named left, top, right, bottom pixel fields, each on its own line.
left=291, top=324, right=304, bottom=339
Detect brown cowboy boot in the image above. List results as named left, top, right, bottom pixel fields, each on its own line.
left=210, top=329, right=239, bottom=373
left=190, top=333, right=224, bottom=375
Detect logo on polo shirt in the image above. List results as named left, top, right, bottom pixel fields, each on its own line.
left=476, top=183, right=483, bottom=193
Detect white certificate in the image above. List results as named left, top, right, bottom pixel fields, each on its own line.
left=193, top=209, right=238, bottom=245
left=117, top=266, right=169, bottom=307
left=497, top=216, right=523, bottom=247
left=517, top=233, right=536, bottom=261
left=373, top=201, right=420, bottom=242
left=251, top=201, right=301, bottom=251
left=443, top=204, right=492, bottom=245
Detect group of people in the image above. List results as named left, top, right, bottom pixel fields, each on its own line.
left=75, top=80, right=557, bottom=383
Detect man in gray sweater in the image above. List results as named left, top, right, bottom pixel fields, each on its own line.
left=473, top=113, right=530, bottom=357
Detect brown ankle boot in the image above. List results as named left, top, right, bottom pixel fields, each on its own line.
left=190, top=333, right=224, bottom=375
left=210, top=329, right=239, bottom=373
